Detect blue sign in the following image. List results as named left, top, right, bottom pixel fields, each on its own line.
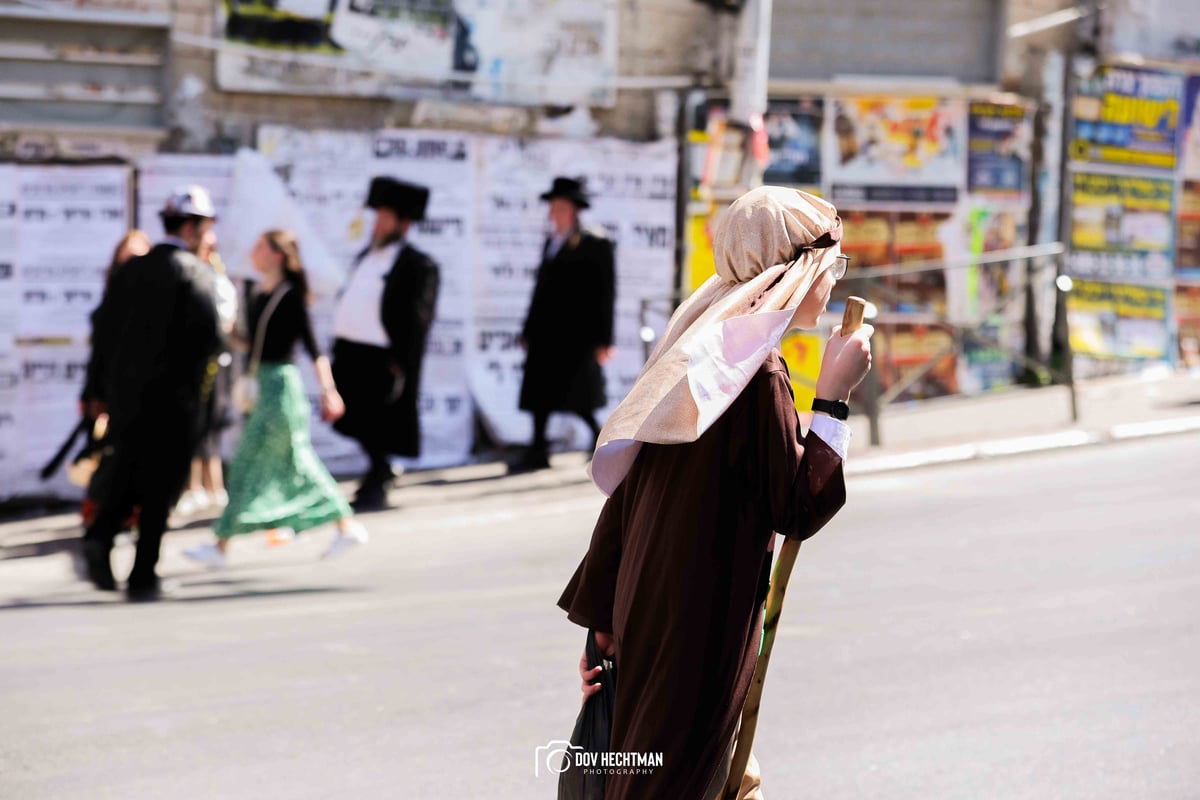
left=967, top=102, right=1028, bottom=198
left=763, top=99, right=823, bottom=188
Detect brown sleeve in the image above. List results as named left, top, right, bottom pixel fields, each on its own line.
left=759, top=367, right=847, bottom=540
left=557, top=484, right=625, bottom=633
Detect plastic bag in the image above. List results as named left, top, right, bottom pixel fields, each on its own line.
left=558, top=630, right=617, bottom=800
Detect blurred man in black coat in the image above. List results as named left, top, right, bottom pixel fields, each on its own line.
left=81, top=186, right=222, bottom=601
left=332, top=177, right=440, bottom=509
left=513, top=177, right=616, bottom=472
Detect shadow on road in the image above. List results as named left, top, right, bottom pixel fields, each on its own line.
left=0, top=583, right=364, bottom=612
left=1, top=533, right=80, bottom=561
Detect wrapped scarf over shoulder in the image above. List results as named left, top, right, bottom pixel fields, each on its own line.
left=589, top=187, right=842, bottom=496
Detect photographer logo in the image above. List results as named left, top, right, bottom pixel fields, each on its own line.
left=534, top=741, right=663, bottom=778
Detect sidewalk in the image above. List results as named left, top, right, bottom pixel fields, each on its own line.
left=395, top=366, right=1200, bottom=491
left=4, top=369, right=1200, bottom=526
left=840, top=367, right=1200, bottom=474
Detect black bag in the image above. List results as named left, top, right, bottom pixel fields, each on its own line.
left=558, top=631, right=617, bottom=800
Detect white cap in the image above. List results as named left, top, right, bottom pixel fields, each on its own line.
left=160, top=185, right=217, bottom=220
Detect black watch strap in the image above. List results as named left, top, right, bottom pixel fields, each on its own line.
left=811, top=398, right=850, bottom=420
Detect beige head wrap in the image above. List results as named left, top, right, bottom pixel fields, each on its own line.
left=590, top=187, right=842, bottom=496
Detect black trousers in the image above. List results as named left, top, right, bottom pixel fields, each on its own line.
left=530, top=408, right=601, bottom=455
left=83, top=435, right=191, bottom=588
left=332, top=339, right=394, bottom=487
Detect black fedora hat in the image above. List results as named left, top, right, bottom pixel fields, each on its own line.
left=367, top=176, right=430, bottom=221
left=539, top=176, right=590, bottom=209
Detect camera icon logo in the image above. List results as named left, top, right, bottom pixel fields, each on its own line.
left=534, top=741, right=585, bottom=776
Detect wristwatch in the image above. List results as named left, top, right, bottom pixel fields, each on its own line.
left=811, top=398, right=850, bottom=420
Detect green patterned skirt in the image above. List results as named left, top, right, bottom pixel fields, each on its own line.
left=215, top=363, right=352, bottom=539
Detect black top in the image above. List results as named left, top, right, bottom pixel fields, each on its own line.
left=247, top=284, right=320, bottom=364
left=518, top=228, right=616, bottom=413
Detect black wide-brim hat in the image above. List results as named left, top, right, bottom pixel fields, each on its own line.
left=367, top=176, right=430, bottom=221
left=540, top=176, right=590, bottom=209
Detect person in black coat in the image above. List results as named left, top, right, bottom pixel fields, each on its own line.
left=80, top=186, right=222, bottom=601
left=513, top=177, right=616, bottom=472
left=332, top=177, right=440, bottom=509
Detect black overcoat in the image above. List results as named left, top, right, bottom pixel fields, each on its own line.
left=334, top=243, right=440, bottom=458
left=519, top=228, right=616, bottom=413
left=85, top=243, right=221, bottom=503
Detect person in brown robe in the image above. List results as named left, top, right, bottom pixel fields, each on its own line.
left=557, top=187, right=873, bottom=799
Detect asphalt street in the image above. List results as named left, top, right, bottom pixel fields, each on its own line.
left=1, top=433, right=1197, bottom=799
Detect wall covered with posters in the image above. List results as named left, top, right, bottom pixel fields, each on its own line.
left=0, top=134, right=676, bottom=501
left=0, top=165, right=131, bottom=500
left=1063, top=63, right=1198, bottom=375
left=688, top=92, right=1035, bottom=402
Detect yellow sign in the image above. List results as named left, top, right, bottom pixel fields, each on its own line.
left=1067, top=278, right=1169, bottom=359
left=686, top=212, right=717, bottom=294
left=780, top=331, right=823, bottom=412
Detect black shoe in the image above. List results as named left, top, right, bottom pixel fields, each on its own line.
left=508, top=451, right=551, bottom=474
left=352, top=484, right=389, bottom=511
left=363, top=464, right=396, bottom=488
left=126, top=578, right=171, bottom=603
left=80, top=540, right=117, bottom=592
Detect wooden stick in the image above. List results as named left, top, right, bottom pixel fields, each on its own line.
left=725, top=297, right=866, bottom=799
left=841, top=296, right=866, bottom=335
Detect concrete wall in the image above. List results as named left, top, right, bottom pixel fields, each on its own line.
left=36, top=0, right=1090, bottom=151
left=59, top=0, right=717, bottom=150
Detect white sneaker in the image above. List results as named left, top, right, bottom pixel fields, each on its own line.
left=183, top=542, right=227, bottom=570
left=176, top=490, right=212, bottom=517
left=322, top=521, right=368, bottom=560
left=210, top=489, right=229, bottom=509
left=174, top=491, right=199, bottom=517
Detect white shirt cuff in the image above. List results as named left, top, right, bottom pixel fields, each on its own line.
left=808, top=414, right=850, bottom=462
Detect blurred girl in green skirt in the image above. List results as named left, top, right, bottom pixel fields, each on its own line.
left=185, top=230, right=367, bottom=569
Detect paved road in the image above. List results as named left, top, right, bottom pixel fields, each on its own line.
left=1, top=434, right=1197, bottom=799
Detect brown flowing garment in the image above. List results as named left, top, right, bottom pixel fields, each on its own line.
left=558, top=350, right=847, bottom=799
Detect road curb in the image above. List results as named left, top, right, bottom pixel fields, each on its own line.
left=846, top=415, right=1200, bottom=476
